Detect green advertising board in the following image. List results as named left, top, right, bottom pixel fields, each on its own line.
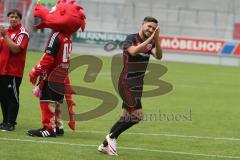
left=73, top=31, right=127, bottom=46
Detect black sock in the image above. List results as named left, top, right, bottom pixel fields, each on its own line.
left=102, top=116, right=140, bottom=147
left=110, top=121, right=122, bottom=133
left=110, top=120, right=138, bottom=139
left=110, top=115, right=140, bottom=139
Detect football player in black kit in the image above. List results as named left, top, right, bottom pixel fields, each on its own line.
left=98, top=16, right=163, bottom=155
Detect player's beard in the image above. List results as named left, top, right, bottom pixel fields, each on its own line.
left=142, top=30, right=152, bottom=39
left=143, top=32, right=148, bottom=39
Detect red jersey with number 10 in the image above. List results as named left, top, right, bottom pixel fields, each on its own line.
left=44, top=32, right=72, bottom=84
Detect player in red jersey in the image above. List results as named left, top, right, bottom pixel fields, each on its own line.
left=27, top=0, right=86, bottom=137
left=0, top=9, right=30, bottom=131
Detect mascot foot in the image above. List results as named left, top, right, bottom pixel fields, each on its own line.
left=68, top=120, right=75, bottom=130
left=27, top=128, right=56, bottom=137
left=56, top=127, right=64, bottom=136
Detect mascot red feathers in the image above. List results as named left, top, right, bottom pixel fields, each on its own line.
left=33, top=0, right=85, bottom=33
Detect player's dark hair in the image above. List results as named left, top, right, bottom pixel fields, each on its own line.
left=7, top=9, right=22, bottom=19
left=143, top=16, right=158, bottom=24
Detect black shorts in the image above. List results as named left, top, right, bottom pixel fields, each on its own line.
left=118, top=80, right=143, bottom=112
left=40, top=81, right=64, bottom=104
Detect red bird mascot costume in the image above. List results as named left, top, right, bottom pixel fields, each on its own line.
left=27, top=0, right=86, bottom=137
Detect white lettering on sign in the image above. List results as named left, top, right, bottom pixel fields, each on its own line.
left=160, top=37, right=224, bottom=54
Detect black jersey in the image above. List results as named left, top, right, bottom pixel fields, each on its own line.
left=119, top=33, right=155, bottom=85
left=118, top=33, right=155, bottom=112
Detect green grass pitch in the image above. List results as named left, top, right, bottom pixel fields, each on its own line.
left=0, top=51, right=240, bottom=160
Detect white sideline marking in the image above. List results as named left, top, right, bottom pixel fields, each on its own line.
left=0, top=137, right=239, bottom=159
left=69, top=130, right=240, bottom=142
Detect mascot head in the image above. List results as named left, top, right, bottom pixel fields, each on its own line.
left=33, top=0, right=86, bottom=34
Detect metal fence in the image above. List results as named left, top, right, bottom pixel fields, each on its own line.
left=0, top=0, right=32, bottom=24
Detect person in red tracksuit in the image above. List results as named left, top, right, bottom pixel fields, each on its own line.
left=0, top=9, right=30, bottom=131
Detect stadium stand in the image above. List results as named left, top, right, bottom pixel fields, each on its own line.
left=0, top=0, right=5, bottom=22
left=0, top=0, right=32, bottom=23
left=1, top=0, right=240, bottom=40
left=1, top=0, right=239, bottom=65
left=80, top=0, right=240, bottom=40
